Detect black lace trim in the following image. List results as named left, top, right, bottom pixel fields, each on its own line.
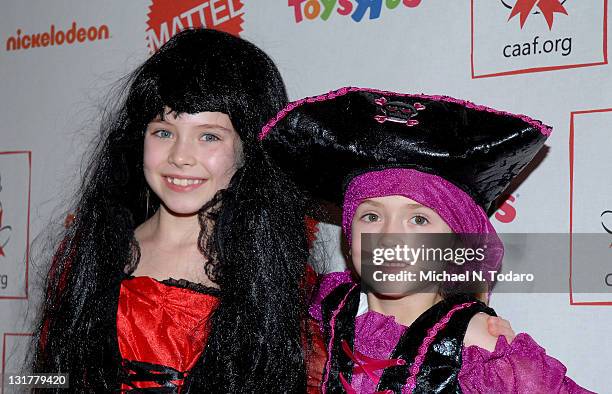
left=124, top=274, right=220, bottom=297
left=158, top=277, right=220, bottom=297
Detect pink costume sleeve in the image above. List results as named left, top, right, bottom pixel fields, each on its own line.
left=459, top=333, right=595, bottom=394
left=308, top=270, right=353, bottom=323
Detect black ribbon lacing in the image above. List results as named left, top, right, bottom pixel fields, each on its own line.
left=120, top=359, right=187, bottom=393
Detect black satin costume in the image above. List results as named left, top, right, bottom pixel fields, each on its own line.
left=320, top=284, right=496, bottom=394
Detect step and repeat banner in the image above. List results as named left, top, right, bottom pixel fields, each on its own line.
left=1, top=1, right=610, bottom=392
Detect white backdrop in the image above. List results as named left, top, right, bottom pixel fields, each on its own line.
left=1, top=1, right=610, bottom=392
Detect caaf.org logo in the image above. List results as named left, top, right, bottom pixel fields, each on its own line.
left=471, top=0, right=607, bottom=78
left=5, top=22, right=110, bottom=52
left=500, top=0, right=572, bottom=60
left=288, top=0, right=423, bottom=23
left=146, top=0, right=244, bottom=53
left=503, top=0, right=568, bottom=29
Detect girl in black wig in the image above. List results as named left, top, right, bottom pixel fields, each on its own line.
left=32, top=28, right=310, bottom=393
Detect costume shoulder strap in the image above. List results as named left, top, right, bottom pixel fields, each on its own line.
left=320, top=282, right=361, bottom=394
left=377, top=294, right=496, bottom=393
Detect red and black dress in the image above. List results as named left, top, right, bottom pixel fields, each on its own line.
left=116, top=276, right=220, bottom=392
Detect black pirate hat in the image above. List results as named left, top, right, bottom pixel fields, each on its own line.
left=259, top=87, right=550, bottom=214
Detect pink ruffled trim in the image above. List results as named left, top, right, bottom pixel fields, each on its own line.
left=258, top=87, right=552, bottom=140
left=459, top=333, right=595, bottom=394
left=463, top=332, right=541, bottom=361
left=309, top=270, right=353, bottom=323
left=354, top=310, right=406, bottom=356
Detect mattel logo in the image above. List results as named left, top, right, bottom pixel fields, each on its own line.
left=5, top=22, right=109, bottom=52
left=471, top=0, right=607, bottom=78
left=146, top=0, right=244, bottom=53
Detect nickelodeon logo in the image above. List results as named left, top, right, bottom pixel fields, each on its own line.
left=5, top=22, right=109, bottom=51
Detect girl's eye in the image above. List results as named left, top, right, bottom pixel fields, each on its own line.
left=361, top=213, right=380, bottom=223
left=410, top=215, right=429, bottom=226
left=154, top=130, right=172, bottom=139
left=201, top=133, right=220, bottom=142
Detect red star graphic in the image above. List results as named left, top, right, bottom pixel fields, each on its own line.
left=508, top=0, right=568, bottom=30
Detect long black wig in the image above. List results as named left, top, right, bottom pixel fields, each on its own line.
left=32, top=28, right=310, bottom=393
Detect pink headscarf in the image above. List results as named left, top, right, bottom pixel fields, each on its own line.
left=342, top=168, right=504, bottom=275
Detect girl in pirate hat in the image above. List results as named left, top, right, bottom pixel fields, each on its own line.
left=261, top=87, right=593, bottom=393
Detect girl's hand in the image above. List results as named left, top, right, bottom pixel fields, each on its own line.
left=464, top=314, right=517, bottom=352
left=486, top=316, right=516, bottom=343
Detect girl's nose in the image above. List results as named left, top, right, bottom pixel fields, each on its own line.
left=168, top=140, right=196, bottom=167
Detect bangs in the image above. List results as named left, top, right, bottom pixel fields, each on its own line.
left=129, top=62, right=232, bottom=125
left=123, top=28, right=287, bottom=141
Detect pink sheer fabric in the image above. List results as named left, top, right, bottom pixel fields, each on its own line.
left=460, top=334, right=595, bottom=394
